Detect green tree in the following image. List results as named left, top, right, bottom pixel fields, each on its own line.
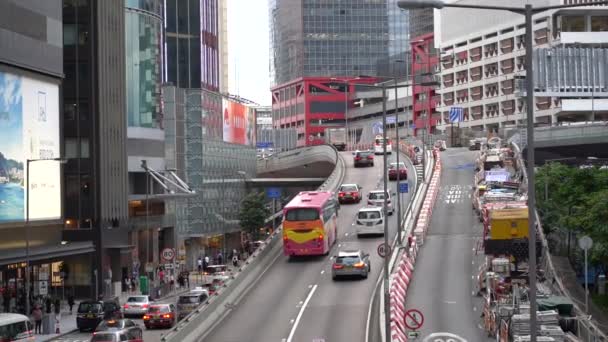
left=238, top=192, right=270, bottom=239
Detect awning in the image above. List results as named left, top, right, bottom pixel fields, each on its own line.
left=0, top=241, right=95, bottom=266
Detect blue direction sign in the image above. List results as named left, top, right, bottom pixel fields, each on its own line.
left=386, top=116, right=396, bottom=124
left=399, top=182, right=409, bottom=193
left=266, top=187, right=282, bottom=199
left=372, top=121, right=383, bottom=134
left=256, top=141, right=273, bottom=149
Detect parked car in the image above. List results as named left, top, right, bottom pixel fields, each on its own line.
left=338, top=184, right=362, bottom=204
left=0, top=313, right=34, bottom=341
left=388, top=162, right=407, bottom=181
left=143, top=304, right=177, bottom=329
left=122, top=296, right=153, bottom=317
left=353, top=150, right=374, bottom=167
left=331, top=249, right=371, bottom=280
left=367, top=190, right=394, bottom=215
left=77, top=299, right=123, bottom=332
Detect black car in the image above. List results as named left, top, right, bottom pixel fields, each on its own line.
left=76, top=299, right=123, bottom=332
left=353, top=150, right=374, bottom=167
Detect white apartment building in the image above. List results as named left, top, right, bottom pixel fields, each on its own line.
left=434, top=0, right=608, bottom=133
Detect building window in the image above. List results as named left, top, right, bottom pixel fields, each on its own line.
left=562, top=15, right=586, bottom=32
left=65, top=138, right=90, bottom=159
left=309, top=101, right=345, bottom=114
left=591, top=16, right=608, bottom=32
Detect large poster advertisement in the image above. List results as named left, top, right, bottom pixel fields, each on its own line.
left=0, top=71, right=61, bottom=223
left=222, top=99, right=255, bottom=145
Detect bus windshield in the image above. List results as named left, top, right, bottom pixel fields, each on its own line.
left=285, top=208, right=320, bottom=221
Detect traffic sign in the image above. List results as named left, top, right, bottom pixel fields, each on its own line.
left=377, top=242, right=392, bottom=258
left=266, top=187, right=282, bottom=199
left=404, top=309, right=424, bottom=330
left=161, top=248, right=175, bottom=261
left=386, top=116, right=396, bottom=124
left=407, top=331, right=420, bottom=339
left=308, top=135, right=314, bottom=142
left=579, top=235, right=593, bottom=251
left=399, top=182, right=409, bottom=193
left=256, top=141, right=273, bottom=149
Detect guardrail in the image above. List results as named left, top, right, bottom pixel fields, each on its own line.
left=378, top=148, right=436, bottom=342
left=163, top=145, right=346, bottom=342
left=512, top=141, right=607, bottom=341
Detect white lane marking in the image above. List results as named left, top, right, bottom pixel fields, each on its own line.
left=471, top=275, right=475, bottom=279
left=472, top=291, right=476, bottom=296
left=320, top=270, right=325, bottom=274
left=286, top=284, right=318, bottom=342
left=365, top=267, right=384, bottom=342
left=473, top=306, right=477, bottom=311
left=290, top=319, right=295, bottom=324
left=444, top=300, right=457, bottom=304
left=472, top=260, right=475, bottom=265
left=345, top=232, right=349, bottom=236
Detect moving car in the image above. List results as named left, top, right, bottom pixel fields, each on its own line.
left=353, top=150, right=374, bottom=167
left=374, top=135, right=392, bottom=155
left=122, top=296, right=153, bottom=317
left=388, top=162, right=407, bottom=181
left=355, top=207, right=385, bottom=237
left=203, top=265, right=230, bottom=284
left=143, top=304, right=177, bottom=329
left=95, top=318, right=140, bottom=333
left=331, top=250, right=371, bottom=280
left=77, top=299, right=123, bottom=332
left=338, top=184, right=362, bottom=204
left=90, top=325, right=143, bottom=342
left=367, top=190, right=394, bottom=215
left=177, top=291, right=209, bottom=320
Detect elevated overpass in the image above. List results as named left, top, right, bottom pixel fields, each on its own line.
left=511, top=122, right=608, bottom=165
left=256, top=144, right=339, bottom=178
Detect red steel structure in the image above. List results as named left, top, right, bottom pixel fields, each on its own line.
left=271, top=76, right=377, bottom=147
left=410, top=33, right=440, bottom=137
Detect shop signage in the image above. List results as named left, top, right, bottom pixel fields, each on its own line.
left=39, top=281, right=48, bottom=296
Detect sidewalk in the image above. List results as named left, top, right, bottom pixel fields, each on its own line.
left=553, top=256, right=608, bottom=333
left=36, top=272, right=213, bottom=342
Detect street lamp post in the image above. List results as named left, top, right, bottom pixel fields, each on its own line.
left=25, top=157, right=66, bottom=317
left=397, top=1, right=608, bottom=340
left=381, top=85, right=391, bottom=341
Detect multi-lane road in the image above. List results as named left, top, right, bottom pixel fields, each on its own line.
left=404, top=148, right=490, bottom=341
left=205, top=151, right=416, bottom=342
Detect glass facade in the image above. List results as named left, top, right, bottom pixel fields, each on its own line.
left=125, top=0, right=163, bottom=128
left=164, top=0, right=219, bottom=90
left=270, top=0, right=411, bottom=85
left=409, top=8, right=434, bottom=39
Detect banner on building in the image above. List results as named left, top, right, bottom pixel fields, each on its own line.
left=222, top=99, right=255, bottom=146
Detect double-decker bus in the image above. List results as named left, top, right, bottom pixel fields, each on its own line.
left=374, top=135, right=392, bottom=155
left=282, top=191, right=339, bottom=256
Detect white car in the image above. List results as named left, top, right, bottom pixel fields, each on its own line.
left=355, top=207, right=385, bottom=237
left=367, top=190, right=394, bottom=215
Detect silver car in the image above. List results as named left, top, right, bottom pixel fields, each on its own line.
left=122, top=295, right=153, bottom=317
left=331, top=250, right=371, bottom=280
left=367, top=190, right=394, bottom=215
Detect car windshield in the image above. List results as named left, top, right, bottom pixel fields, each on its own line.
left=97, top=320, right=126, bottom=329
left=336, top=256, right=360, bottom=264
left=179, top=296, right=201, bottom=304
left=368, top=192, right=387, bottom=200
left=285, top=208, right=319, bottom=221
left=78, top=303, right=102, bottom=313
left=358, top=211, right=381, bottom=219
left=357, top=152, right=371, bottom=157
left=389, top=163, right=405, bottom=169
left=127, top=297, right=147, bottom=303
left=340, top=185, right=357, bottom=192
left=91, top=333, right=117, bottom=342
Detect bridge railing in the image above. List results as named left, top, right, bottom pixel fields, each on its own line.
left=534, top=122, right=608, bottom=143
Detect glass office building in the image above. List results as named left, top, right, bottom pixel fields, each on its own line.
left=269, top=0, right=390, bottom=86
left=409, top=8, right=434, bottom=39
left=125, top=0, right=163, bottom=128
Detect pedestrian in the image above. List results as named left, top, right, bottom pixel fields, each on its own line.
left=197, top=257, right=203, bottom=273
left=159, top=268, right=165, bottom=284
left=184, top=271, right=190, bottom=288
left=177, top=273, right=184, bottom=288
left=217, top=251, right=223, bottom=265
left=68, top=293, right=75, bottom=314
left=169, top=274, right=175, bottom=291
left=32, top=304, right=42, bottom=334
left=232, top=255, right=238, bottom=267
left=204, top=255, right=210, bottom=271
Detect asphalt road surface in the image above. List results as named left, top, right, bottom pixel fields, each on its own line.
left=204, top=151, right=416, bottom=342
left=403, top=148, right=490, bottom=341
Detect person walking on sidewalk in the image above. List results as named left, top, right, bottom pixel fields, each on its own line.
left=68, top=293, right=75, bottom=314
left=32, top=304, right=42, bottom=334
left=232, top=254, right=239, bottom=267
left=217, top=251, right=223, bottom=265
left=197, top=257, right=203, bottom=273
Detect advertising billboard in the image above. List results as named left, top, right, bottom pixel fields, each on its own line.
left=0, top=71, right=61, bottom=223
left=222, top=99, right=255, bottom=145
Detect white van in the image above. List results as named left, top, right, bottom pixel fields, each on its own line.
left=374, top=135, right=392, bottom=155
left=355, top=207, right=385, bottom=237
left=0, top=313, right=34, bottom=341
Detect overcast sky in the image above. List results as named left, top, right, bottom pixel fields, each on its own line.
left=227, top=0, right=271, bottom=106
